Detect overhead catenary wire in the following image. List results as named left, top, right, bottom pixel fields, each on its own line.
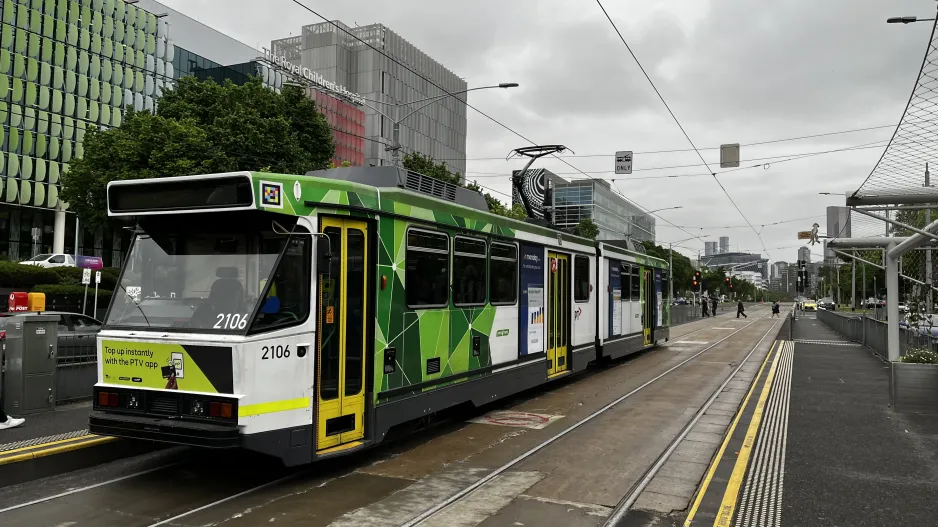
left=463, top=140, right=891, bottom=179
left=596, top=0, right=772, bottom=258
left=287, top=0, right=699, bottom=240
left=433, top=124, right=897, bottom=162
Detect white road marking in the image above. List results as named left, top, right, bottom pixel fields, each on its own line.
left=328, top=468, right=489, bottom=527
left=422, top=471, right=545, bottom=527
left=667, top=340, right=710, bottom=345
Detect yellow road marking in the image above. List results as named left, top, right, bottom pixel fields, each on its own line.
left=239, top=397, right=310, bottom=417
left=683, top=340, right=780, bottom=527
left=712, top=340, right=783, bottom=527
left=0, top=436, right=117, bottom=466
left=0, top=434, right=97, bottom=456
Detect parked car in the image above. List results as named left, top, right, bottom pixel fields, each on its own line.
left=0, top=311, right=101, bottom=351
left=818, top=297, right=835, bottom=310
left=19, top=253, right=76, bottom=268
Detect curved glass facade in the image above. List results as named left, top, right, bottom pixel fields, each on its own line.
left=0, top=0, right=169, bottom=261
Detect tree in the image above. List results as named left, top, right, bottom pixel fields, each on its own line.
left=573, top=218, right=600, bottom=240
left=61, top=76, right=335, bottom=228
left=402, top=152, right=461, bottom=185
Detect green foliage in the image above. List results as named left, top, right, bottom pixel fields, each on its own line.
left=900, top=346, right=938, bottom=364
left=0, top=261, right=60, bottom=288
left=573, top=218, right=600, bottom=240
left=328, top=160, right=353, bottom=168
left=31, top=284, right=114, bottom=298
left=403, top=152, right=462, bottom=185
left=61, top=77, right=335, bottom=229
left=641, top=241, right=694, bottom=290
left=0, top=262, right=121, bottom=289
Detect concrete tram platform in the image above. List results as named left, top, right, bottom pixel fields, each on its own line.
left=683, top=315, right=938, bottom=527
left=0, top=400, right=159, bottom=487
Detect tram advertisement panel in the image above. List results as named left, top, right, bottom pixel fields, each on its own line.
left=655, top=269, right=663, bottom=328
left=519, top=244, right=545, bottom=356
left=609, top=259, right=621, bottom=337
left=100, top=340, right=234, bottom=393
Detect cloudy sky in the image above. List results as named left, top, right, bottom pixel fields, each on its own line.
left=159, top=0, right=932, bottom=264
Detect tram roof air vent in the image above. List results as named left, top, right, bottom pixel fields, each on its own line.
left=404, top=171, right=458, bottom=202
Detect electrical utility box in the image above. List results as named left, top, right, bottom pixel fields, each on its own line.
left=1, top=314, right=59, bottom=414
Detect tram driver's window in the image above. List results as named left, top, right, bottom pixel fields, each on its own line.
left=406, top=229, right=449, bottom=308
left=251, top=228, right=311, bottom=332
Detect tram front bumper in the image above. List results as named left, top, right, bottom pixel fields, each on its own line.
left=90, top=411, right=240, bottom=448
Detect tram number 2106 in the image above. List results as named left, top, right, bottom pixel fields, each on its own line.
left=262, top=345, right=291, bottom=360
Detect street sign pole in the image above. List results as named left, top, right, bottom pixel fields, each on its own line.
left=81, top=267, right=91, bottom=316
left=93, top=270, right=101, bottom=318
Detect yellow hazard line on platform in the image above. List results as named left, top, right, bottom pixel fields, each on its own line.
left=0, top=436, right=117, bottom=466
left=711, top=340, right=783, bottom=527
left=0, top=434, right=95, bottom=457
left=683, top=340, right=781, bottom=527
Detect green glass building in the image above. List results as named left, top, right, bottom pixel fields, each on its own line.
left=0, top=0, right=169, bottom=263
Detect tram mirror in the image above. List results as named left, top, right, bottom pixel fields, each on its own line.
left=316, top=238, right=332, bottom=275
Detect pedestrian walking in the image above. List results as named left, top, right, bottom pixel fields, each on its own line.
left=702, top=298, right=710, bottom=317
left=711, top=296, right=718, bottom=317
left=737, top=300, right=747, bottom=318
left=771, top=301, right=780, bottom=318
left=0, top=399, right=25, bottom=430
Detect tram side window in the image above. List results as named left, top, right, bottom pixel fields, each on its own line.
left=490, top=242, right=518, bottom=305
left=630, top=265, right=641, bottom=300
left=453, top=236, right=487, bottom=306
left=662, top=274, right=670, bottom=303
left=406, top=230, right=450, bottom=308
left=619, top=262, right=629, bottom=295
left=251, top=227, right=311, bottom=332
left=574, top=255, right=590, bottom=302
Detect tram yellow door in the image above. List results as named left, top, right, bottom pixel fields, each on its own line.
left=547, top=253, right=570, bottom=377
left=643, top=268, right=654, bottom=346
left=316, top=218, right=369, bottom=451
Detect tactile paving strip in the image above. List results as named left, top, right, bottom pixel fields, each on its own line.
left=0, top=429, right=90, bottom=453
left=792, top=339, right=862, bottom=346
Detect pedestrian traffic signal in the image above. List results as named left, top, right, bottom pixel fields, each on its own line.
left=725, top=277, right=730, bottom=283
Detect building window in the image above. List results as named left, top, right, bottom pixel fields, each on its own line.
left=405, top=229, right=449, bottom=308
left=453, top=236, right=486, bottom=306
left=574, top=255, right=590, bottom=302
left=489, top=242, right=517, bottom=305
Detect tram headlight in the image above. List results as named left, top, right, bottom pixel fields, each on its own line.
left=126, top=392, right=141, bottom=410
left=190, top=399, right=205, bottom=416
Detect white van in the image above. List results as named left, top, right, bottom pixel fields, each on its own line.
left=19, top=253, right=76, bottom=268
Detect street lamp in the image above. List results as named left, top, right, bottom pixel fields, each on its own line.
left=887, top=16, right=935, bottom=24
left=668, top=234, right=709, bottom=305
left=356, top=83, right=519, bottom=167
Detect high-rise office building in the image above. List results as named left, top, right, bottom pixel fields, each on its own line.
left=271, top=22, right=468, bottom=178
left=826, top=206, right=850, bottom=260
left=551, top=179, right=656, bottom=242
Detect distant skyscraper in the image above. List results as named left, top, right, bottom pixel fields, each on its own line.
left=719, top=236, right=730, bottom=254
left=798, top=246, right=811, bottom=263
left=705, top=241, right=718, bottom=256
left=826, top=206, right=851, bottom=260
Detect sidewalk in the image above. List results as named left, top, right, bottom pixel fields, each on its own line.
left=685, top=316, right=938, bottom=526
left=0, top=401, right=90, bottom=450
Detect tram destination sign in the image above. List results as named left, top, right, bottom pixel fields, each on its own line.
left=615, top=151, right=633, bottom=174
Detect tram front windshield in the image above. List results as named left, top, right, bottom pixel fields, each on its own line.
left=105, top=213, right=306, bottom=334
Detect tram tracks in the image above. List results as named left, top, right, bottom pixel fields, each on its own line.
left=0, top=311, right=770, bottom=527
left=400, top=309, right=781, bottom=527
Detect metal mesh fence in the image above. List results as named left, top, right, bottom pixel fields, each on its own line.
left=853, top=13, right=938, bottom=194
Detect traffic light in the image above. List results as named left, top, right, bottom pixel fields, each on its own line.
left=694, top=271, right=701, bottom=289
